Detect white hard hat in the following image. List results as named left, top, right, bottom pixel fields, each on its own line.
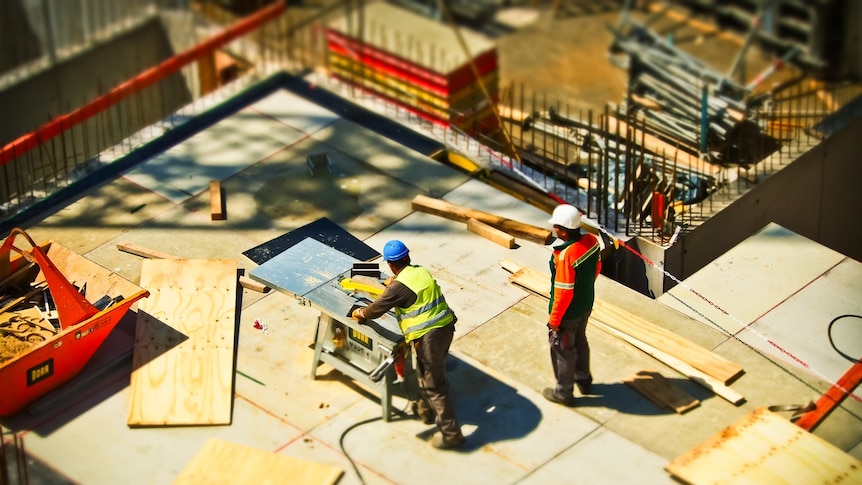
left=549, top=204, right=582, bottom=229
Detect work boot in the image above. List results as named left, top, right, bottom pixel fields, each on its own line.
left=542, top=387, right=576, bottom=407
left=431, top=434, right=465, bottom=450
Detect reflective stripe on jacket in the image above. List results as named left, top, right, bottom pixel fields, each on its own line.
left=548, top=233, right=602, bottom=326
left=395, top=265, right=455, bottom=342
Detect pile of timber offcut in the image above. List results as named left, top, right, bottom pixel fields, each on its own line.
left=499, top=259, right=745, bottom=406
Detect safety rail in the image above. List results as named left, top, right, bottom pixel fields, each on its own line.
left=0, top=0, right=300, bottom=228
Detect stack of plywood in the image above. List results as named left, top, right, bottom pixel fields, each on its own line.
left=326, top=2, right=499, bottom=135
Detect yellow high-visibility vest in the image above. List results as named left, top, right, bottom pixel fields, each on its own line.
left=394, top=265, right=455, bottom=342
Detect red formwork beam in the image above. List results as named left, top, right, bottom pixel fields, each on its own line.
left=0, top=0, right=286, bottom=167
left=796, top=360, right=862, bottom=431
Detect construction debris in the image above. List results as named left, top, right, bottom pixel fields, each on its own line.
left=209, top=180, right=225, bottom=221
left=623, top=369, right=700, bottom=414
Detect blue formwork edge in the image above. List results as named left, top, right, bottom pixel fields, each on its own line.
left=0, top=70, right=446, bottom=237
left=0, top=72, right=289, bottom=237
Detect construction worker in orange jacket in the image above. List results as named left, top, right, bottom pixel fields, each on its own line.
left=543, top=204, right=602, bottom=407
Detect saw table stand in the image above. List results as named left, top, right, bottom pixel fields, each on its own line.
left=248, top=238, right=415, bottom=422
left=310, top=306, right=414, bottom=422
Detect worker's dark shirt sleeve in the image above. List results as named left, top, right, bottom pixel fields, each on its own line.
left=362, top=281, right=416, bottom=319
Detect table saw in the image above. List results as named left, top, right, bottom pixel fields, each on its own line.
left=249, top=237, right=413, bottom=421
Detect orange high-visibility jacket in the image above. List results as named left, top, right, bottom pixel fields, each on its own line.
left=548, top=233, right=601, bottom=327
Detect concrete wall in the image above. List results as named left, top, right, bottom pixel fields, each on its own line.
left=842, top=0, right=862, bottom=80
left=0, top=16, right=193, bottom=207
left=662, top=114, right=862, bottom=293
left=0, top=0, right=43, bottom=74
left=0, top=16, right=190, bottom=146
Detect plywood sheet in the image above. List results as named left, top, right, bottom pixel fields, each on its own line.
left=666, top=407, right=862, bottom=484
left=174, top=438, right=342, bottom=485
left=128, top=259, right=238, bottom=426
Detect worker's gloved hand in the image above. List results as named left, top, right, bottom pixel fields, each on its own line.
left=548, top=324, right=564, bottom=350
left=352, top=308, right=366, bottom=322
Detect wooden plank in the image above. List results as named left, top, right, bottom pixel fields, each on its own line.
left=209, top=180, right=225, bottom=221
left=594, top=320, right=745, bottom=405
left=667, top=407, right=862, bottom=484
left=593, top=299, right=743, bottom=385
left=116, top=241, right=269, bottom=293
left=500, top=260, right=744, bottom=385
left=467, top=218, right=515, bottom=248
left=174, top=438, right=342, bottom=485
left=624, top=369, right=700, bottom=414
left=412, top=194, right=554, bottom=245
left=128, top=259, right=237, bottom=426
left=796, top=360, right=862, bottom=431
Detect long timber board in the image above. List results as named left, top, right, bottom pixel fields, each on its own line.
left=128, top=258, right=238, bottom=426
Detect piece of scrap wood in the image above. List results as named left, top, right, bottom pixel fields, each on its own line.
left=210, top=180, right=225, bottom=221
left=128, top=259, right=237, bottom=426
left=500, top=259, right=745, bottom=387
left=116, top=241, right=269, bottom=293
left=595, top=320, right=744, bottom=405
left=624, top=369, right=700, bottom=414
left=467, top=218, right=515, bottom=248
left=412, top=194, right=554, bottom=245
left=666, top=407, right=862, bottom=484
left=174, top=437, right=342, bottom=485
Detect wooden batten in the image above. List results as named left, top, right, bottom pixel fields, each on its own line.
left=467, top=218, right=515, bottom=248
left=412, top=194, right=553, bottom=245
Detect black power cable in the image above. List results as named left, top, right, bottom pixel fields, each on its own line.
left=827, top=314, right=862, bottom=363
left=338, top=379, right=416, bottom=485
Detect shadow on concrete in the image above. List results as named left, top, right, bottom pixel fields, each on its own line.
left=444, top=356, right=542, bottom=452
left=575, top=379, right=711, bottom=416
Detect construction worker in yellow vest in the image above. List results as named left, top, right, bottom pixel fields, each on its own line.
left=352, top=240, right=466, bottom=450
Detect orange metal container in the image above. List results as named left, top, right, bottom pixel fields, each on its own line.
left=0, top=229, right=149, bottom=416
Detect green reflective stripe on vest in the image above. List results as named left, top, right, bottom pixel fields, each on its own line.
left=395, top=266, right=454, bottom=341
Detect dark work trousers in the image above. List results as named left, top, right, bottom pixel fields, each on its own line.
left=413, top=323, right=464, bottom=443
left=549, top=312, right=592, bottom=395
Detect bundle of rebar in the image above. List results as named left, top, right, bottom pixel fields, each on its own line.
left=610, top=17, right=779, bottom=167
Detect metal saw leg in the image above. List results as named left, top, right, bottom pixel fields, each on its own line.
left=311, top=313, right=329, bottom=379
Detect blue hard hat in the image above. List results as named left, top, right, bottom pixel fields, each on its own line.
left=382, top=240, right=409, bottom=261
